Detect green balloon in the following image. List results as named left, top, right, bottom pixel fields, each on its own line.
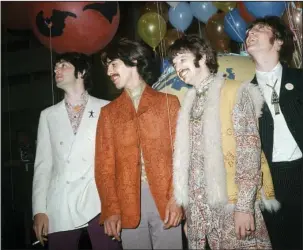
left=137, top=12, right=167, bottom=50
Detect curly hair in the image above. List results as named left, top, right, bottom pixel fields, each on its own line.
left=167, top=35, right=219, bottom=74
left=246, top=16, right=294, bottom=65
left=54, top=52, right=92, bottom=90
left=101, top=38, right=159, bottom=84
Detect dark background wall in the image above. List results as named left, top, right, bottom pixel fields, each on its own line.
left=1, top=3, right=142, bottom=248
left=1, top=2, right=239, bottom=248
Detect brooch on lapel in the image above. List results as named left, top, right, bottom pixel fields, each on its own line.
left=89, top=110, right=94, bottom=118
left=285, top=83, right=294, bottom=91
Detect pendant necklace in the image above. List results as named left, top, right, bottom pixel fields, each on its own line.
left=190, top=74, right=215, bottom=122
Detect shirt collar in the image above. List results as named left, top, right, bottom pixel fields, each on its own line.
left=65, top=90, right=89, bottom=107
left=256, top=62, right=282, bottom=89
left=195, top=73, right=215, bottom=95
left=126, top=84, right=146, bottom=101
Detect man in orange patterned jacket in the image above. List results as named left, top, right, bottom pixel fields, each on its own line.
left=95, top=38, right=183, bottom=249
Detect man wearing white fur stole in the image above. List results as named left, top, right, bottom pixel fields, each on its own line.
left=169, top=35, right=279, bottom=249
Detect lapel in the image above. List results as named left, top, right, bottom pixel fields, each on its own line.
left=116, top=85, right=158, bottom=123
left=251, top=75, right=274, bottom=163
left=137, top=85, right=158, bottom=117
left=116, top=90, right=136, bottom=123
left=54, top=100, right=74, bottom=151
left=278, top=65, right=298, bottom=112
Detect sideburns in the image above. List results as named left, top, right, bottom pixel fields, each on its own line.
left=269, top=35, right=275, bottom=45
left=194, top=54, right=202, bottom=68
left=194, top=58, right=200, bottom=68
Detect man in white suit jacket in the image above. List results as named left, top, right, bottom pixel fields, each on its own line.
left=32, top=52, right=121, bottom=250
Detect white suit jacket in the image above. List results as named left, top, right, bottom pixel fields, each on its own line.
left=32, top=95, right=109, bottom=233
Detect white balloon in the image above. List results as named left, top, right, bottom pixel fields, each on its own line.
left=166, top=2, right=180, bottom=8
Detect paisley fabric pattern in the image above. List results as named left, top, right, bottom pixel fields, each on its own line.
left=233, top=88, right=262, bottom=214
left=186, top=78, right=271, bottom=249
left=65, top=91, right=89, bottom=134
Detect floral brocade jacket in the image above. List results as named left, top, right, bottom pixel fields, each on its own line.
left=95, top=85, right=180, bottom=228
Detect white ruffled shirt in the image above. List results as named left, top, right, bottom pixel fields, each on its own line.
left=256, top=63, right=302, bottom=162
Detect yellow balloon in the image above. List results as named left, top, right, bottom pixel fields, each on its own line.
left=213, top=2, right=236, bottom=12
left=137, top=12, right=167, bottom=50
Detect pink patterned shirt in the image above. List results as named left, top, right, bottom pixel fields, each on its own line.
left=65, top=91, right=89, bottom=135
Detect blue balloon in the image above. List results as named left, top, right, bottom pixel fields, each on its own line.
left=224, top=9, right=248, bottom=43
left=168, top=2, right=193, bottom=32
left=244, top=2, right=286, bottom=18
left=189, top=2, right=217, bottom=23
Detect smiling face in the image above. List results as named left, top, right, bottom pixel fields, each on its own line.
left=106, top=58, right=136, bottom=90
left=172, top=51, right=204, bottom=86
left=54, top=60, right=78, bottom=89
left=246, top=24, right=282, bottom=58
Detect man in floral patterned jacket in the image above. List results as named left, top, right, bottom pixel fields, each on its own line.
left=95, top=38, right=183, bottom=249
left=170, top=35, right=279, bottom=249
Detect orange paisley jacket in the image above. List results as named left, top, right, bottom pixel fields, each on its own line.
left=95, top=85, right=180, bottom=228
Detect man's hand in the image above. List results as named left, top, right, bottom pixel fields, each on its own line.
left=33, top=213, right=49, bottom=246
left=104, top=215, right=121, bottom=241
left=164, top=197, right=183, bottom=229
left=234, top=211, right=255, bottom=240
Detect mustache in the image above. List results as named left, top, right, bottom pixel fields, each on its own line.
left=110, top=74, right=119, bottom=79
left=178, top=69, right=188, bottom=75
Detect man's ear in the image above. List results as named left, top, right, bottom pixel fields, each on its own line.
left=275, top=39, right=283, bottom=51
left=78, top=70, right=86, bottom=79
left=132, top=59, right=138, bottom=66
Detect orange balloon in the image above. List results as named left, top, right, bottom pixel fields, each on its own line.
left=206, top=13, right=231, bottom=53
left=28, top=2, right=120, bottom=55
left=140, top=2, right=169, bottom=22
left=163, top=29, right=183, bottom=50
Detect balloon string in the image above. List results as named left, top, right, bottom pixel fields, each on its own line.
left=288, top=4, right=302, bottom=53
left=46, top=21, right=55, bottom=105
left=177, top=30, right=181, bottom=38
left=156, top=2, right=173, bottom=155
left=198, top=20, right=202, bottom=38
left=226, top=12, right=244, bottom=43
left=156, top=2, right=166, bottom=58
left=153, top=48, right=157, bottom=57
left=286, top=2, right=302, bottom=68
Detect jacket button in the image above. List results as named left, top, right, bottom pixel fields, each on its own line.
left=66, top=181, right=70, bottom=184
left=66, top=160, right=70, bottom=164
left=81, top=177, right=85, bottom=180
left=60, top=141, right=63, bottom=145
